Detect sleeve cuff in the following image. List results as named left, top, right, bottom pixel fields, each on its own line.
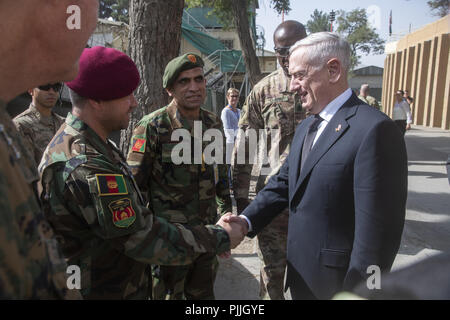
left=240, top=215, right=253, bottom=233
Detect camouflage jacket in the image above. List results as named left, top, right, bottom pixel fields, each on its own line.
left=38, top=112, right=230, bottom=299
left=0, top=101, right=80, bottom=299
left=358, top=95, right=380, bottom=110
left=127, top=102, right=232, bottom=227
left=13, top=103, right=65, bottom=166
left=232, top=68, right=305, bottom=208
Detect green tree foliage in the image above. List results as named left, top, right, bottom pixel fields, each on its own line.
left=268, top=0, right=291, bottom=15
left=427, top=0, right=450, bottom=17
left=99, top=0, right=130, bottom=23
left=336, top=8, right=385, bottom=70
left=306, top=9, right=331, bottom=33
left=185, top=0, right=291, bottom=86
left=185, top=0, right=290, bottom=29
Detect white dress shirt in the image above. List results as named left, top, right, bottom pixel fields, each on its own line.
left=313, top=87, right=352, bottom=146
left=241, top=88, right=353, bottom=232
left=393, top=100, right=412, bottom=124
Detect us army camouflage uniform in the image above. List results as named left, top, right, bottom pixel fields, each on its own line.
left=232, top=68, right=306, bottom=300
left=358, top=95, right=380, bottom=110
left=38, top=112, right=230, bottom=300
left=13, top=103, right=65, bottom=166
left=127, top=102, right=232, bottom=300
left=0, top=100, right=80, bottom=299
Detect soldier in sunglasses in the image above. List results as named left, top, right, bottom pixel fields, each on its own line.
left=232, top=20, right=307, bottom=300
left=13, top=83, right=65, bottom=166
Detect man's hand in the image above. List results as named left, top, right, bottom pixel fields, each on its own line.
left=222, top=213, right=249, bottom=235
left=406, top=123, right=411, bottom=131
left=216, top=212, right=247, bottom=250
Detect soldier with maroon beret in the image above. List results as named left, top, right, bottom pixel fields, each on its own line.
left=39, top=47, right=242, bottom=299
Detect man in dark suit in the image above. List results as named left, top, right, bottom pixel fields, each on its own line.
left=224, top=32, right=407, bottom=299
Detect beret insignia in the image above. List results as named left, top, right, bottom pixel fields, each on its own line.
left=187, top=54, right=197, bottom=63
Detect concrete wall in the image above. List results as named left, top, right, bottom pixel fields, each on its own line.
left=382, top=15, right=450, bottom=130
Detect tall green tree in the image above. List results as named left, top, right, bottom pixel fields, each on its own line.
left=427, top=0, right=449, bottom=17
left=99, top=0, right=130, bottom=23
left=119, top=0, right=186, bottom=154
left=306, top=9, right=330, bottom=33
left=185, top=0, right=291, bottom=86
left=336, top=8, right=385, bottom=70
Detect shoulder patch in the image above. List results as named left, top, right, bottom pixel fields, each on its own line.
left=109, top=198, right=136, bottom=228
left=95, top=174, right=128, bottom=196
left=131, top=137, right=146, bottom=153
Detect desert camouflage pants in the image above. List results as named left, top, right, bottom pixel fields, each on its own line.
left=152, top=252, right=218, bottom=300
left=256, top=207, right=289, bottom=300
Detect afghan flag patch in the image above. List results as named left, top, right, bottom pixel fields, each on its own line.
left=108, top=198, right=136, bottom=228
left=95, top=174, right=128, bottom=196
left=132, top=138, right=146, bottom=153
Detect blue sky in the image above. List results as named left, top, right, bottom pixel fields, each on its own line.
left=255, top=0, right=442, bottom=68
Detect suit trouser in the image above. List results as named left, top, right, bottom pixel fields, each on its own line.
left=256, top=207, right=289, bottom=300
left=394, top=120, right=406, bottom=136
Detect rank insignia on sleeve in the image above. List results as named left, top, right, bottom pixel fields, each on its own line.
left=109, top=198, right=136, bottom=228
left=95, top=174, right=128, bottom=196
left=131, top=138, right=146, bottom=153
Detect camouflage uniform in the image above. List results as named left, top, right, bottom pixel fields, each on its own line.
left=0, top=100, right=80, bottom=299
left=358, top=95, right=380, bottom=110
left=127, top=102, right=232, bottom=300
left=38, top=112, right=230, bottom=299
left=13, top=103, right=65, bottom=166
left=232, top=68, right=306, bottom=300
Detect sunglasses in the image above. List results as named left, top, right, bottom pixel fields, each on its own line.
left=38, top=83, right=63, bottom=91
left=274, top=46, right=291, bottom=57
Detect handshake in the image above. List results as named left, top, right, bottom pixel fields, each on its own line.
left=216, top=212, right=249, bottom=257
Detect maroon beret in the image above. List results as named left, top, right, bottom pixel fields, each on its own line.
left=66, top=46, right=140, bottom=101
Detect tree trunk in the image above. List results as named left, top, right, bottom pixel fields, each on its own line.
left=120, top=0, right=185, bottom=154
left=230, top=0, right=262, bottom=87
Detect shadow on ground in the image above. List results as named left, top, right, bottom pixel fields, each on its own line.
left=214, top=255, right=261, bottom=300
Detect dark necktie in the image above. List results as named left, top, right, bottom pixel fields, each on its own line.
left=300, top=115, right=324, bottom=171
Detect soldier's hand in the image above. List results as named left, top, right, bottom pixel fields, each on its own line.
left=222, top=213, right=249, bottom=235
left=216, top=212, right=246, bottom=249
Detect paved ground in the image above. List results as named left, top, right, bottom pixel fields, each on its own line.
left=214, top=125, right=450, bottom=300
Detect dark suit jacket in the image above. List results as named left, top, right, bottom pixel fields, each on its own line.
left=242, top=93, right=407, bottom=299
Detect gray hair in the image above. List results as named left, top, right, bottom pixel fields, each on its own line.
left=68, top=88, right=88, bottom=108
left=289, top=32, right=351, bottom=72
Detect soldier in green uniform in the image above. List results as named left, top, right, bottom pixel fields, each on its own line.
left=358, top=84, right=380, bottom=110
left=231, top=21, right=307, bottom=300
left=39, top=47, right=242, bottom=299
left=0, top=0, right=99, bottom=299
left=14, top=83, right=65, bottom=166
left=127, top=53, right=232, bottom=300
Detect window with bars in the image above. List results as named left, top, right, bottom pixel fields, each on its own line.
left=220, top=39, right=234, bottom=50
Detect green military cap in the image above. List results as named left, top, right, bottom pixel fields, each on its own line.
left=163, top=53, right=204, bottom=89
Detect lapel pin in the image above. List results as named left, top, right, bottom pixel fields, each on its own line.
left=335, top=124, right=342, bottom=132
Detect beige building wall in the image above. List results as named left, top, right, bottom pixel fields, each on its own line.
left=382, top=15, right=450, bottom=130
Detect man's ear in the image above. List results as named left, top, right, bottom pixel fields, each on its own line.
left=165, top=88, right=173, bottom=97
left=87, top=98, right=102, bottom=111
left=28, top=89, right=35, bottom=97
left=327, top=58, right=342, bottom=84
